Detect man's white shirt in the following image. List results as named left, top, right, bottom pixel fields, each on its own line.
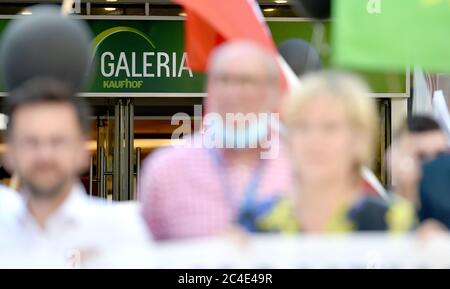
left=0, top=185, right=22, bottom=226
left=0, top=183, right=155, bottom=268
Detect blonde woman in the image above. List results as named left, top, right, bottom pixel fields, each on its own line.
left=255, top=71, right=415, bottom=233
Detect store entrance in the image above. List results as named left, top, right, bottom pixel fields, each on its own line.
left=80, top=97, right=393, bottom=201
left=0, top=97, right=392, bottom=201
left=82, top=96, right=202, bottom=201
left=0, top=96, right=392, bottom=198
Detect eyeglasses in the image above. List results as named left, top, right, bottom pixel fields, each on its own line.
left=11, top=136, right=82, bottom=153
left=210, top=73, right=277, bottom=88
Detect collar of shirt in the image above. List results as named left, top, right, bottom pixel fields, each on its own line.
left=0, top=184, right=154, bottom=268
left=14, top=183, right=93, bottom=237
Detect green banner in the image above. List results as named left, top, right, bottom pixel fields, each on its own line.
left=332, top=0, right=450, bottom=72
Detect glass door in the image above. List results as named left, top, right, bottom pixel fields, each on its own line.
left=84, top=97, right=137, bottom=201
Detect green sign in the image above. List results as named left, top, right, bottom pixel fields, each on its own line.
left=87, top=19, right=205, bottom=94
left=0, top=17, right=408, bottom=95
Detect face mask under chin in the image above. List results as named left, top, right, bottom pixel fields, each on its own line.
left=206, top=119, right=269, bottom=149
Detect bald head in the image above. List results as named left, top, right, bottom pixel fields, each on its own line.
left=206, top=41, right=281, bottom=115
left=208, top=41, right=280, bottom=81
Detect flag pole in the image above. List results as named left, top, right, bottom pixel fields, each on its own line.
left=277, top=54, right=301, bottom=94
left=360, top=166, right=390, bottom=202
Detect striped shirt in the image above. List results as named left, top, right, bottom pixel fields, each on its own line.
left=140, top=133, right=292, bottom=240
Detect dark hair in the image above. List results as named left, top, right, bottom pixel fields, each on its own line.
left=4, top=77, right=92, bottom=136
left=406, top=115, right=441, bottom=133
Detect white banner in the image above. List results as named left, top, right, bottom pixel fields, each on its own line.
left=2, top=234, right=450, bottom=268
left=153, top=234, right=450, bottom=269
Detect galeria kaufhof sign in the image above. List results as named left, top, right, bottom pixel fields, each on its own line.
left=88, top=20, right=203, bottom=94
left=0, top=17, right=407, bottom=96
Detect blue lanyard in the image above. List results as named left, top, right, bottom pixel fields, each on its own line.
left=209, top=149, right=265, bottom=213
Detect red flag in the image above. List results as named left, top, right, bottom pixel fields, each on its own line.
left=173, top=0, right=277, bottom=71
left=183, top=9, right=223, bottom=71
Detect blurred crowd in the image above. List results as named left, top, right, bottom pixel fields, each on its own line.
left=0, top=39, right=449, bottom=268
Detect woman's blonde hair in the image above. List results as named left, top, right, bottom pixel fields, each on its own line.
left=283, top=70, right=379, bottom=169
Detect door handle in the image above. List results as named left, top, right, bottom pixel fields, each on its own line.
left=135, top=147, right=142, bottom=200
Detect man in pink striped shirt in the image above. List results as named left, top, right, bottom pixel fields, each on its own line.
left=140, top=41, right=292, bottom=240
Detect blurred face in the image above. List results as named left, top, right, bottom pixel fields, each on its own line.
left=6, top=102, right=89, bottom=200
left=288, top=96, right=361, bottom=183
left=207, top=51, right=279, bottom=116
left=409, top=131, right=448, bottom=161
